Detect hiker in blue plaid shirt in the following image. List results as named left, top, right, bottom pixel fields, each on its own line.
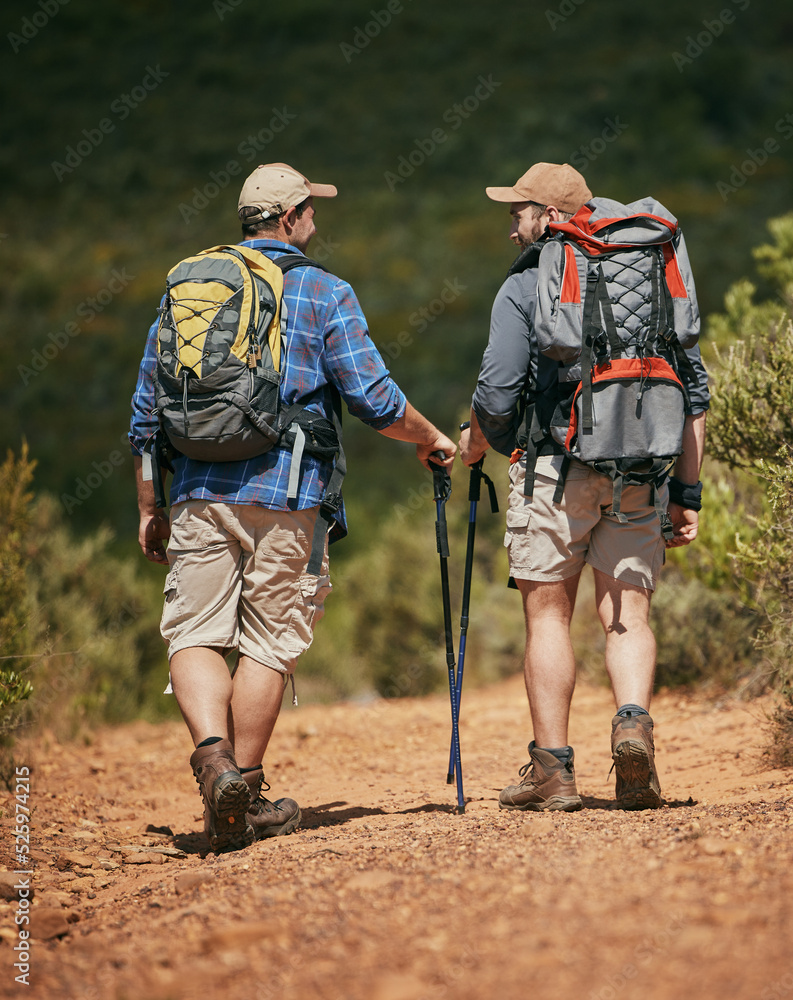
left=130, top=163, right=455, bottom=853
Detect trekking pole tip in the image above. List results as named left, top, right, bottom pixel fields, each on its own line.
left=446, top=773, right=454, bottom=784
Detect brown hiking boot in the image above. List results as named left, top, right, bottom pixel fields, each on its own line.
left=499, top=742, right=583, bottom=812
left=611, top=712, right=663, bottom=810
left=243, top=767, right=301, bottom=839
left=190, top=739, right=254, bottom=853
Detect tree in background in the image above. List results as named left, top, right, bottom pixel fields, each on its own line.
left=708, top=213, right=793, bottom=764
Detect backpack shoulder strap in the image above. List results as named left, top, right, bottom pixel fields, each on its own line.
left=274, top=254, right=329, bottom=275
left=507, top=237, right=548, bottom=276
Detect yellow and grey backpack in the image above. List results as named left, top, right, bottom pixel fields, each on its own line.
left=154, top=244, right=326, bottom=460
left=149, top=244, right=345, bottom=572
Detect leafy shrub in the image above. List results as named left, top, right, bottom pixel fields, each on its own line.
left=0, top=447, right=36, bottom=720
left=0, top=451, right=173, bottom=748
left=708, top=213, right=793, bottom=750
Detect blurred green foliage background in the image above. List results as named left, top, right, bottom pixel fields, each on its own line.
left=1, top=0, right=792, bottom=732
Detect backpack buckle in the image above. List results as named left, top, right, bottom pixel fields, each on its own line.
left=320, top=493, right=343, bottom=519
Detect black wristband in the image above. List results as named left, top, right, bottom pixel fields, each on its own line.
left=668, top=476, right=702, bottom=511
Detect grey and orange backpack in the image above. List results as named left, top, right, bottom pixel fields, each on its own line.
left=514, top=197, right=700, bottom=539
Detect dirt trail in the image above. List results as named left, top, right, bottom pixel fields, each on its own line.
left=1, top=676, right=792, bottom=1000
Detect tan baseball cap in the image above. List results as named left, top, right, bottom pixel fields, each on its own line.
left=486, top=162, right=592, bottom=214
left=238, top=162, right=337, bottom=222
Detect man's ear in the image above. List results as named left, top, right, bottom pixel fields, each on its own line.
left=546, top=205, right=563, bottom=222
left=282, top=205, right=298, bottom=232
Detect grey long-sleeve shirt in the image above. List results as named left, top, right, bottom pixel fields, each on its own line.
left=471, top=267, right=710, bottom=457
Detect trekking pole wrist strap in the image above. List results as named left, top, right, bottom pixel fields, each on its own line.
left=668, top=476, right=702, bottom=511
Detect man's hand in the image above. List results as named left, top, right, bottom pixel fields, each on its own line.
left=417, top=432, right=456, bottom=472
left=458, top=411, right=489, bottom=467
left=139, top=511, right=170, bottom=564
left=666, top=502, right=698, bottom=548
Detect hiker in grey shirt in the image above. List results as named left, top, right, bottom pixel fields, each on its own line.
left=458, top=162, right=708, bottom=812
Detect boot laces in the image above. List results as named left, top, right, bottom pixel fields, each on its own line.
left=250, top=773, right=276, bottom=813
left=517, top=761, right=536, bottom=786
left=519, top=756, right=573, bottom=782
left=252, top=774, right=271, bottom=802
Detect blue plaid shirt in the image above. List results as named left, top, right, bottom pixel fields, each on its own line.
left=129, top=239, right=407, bottom=540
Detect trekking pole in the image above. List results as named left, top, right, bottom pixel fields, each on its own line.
left=428, top=452, right=465, bottom=814
left=447, top=424, right=499, bottom=785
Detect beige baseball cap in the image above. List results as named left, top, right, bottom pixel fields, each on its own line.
left=486, top=162, right=592, bottom=214
left=238, top=162, right=337, bottom=223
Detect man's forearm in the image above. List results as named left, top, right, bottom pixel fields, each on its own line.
left=467, top=409, right=490, bottom=451
left=379, top=402, right=444, bottom=447
left=134, top=455, right=159, bottom=515
left=377, top=401, right=456, bottom=469
left=673, top=411, right=706, bottom=483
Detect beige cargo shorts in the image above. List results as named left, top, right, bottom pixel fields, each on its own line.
left=505, top=454, right=666, bottom=591
left=160, top=501, right=331, bottom=674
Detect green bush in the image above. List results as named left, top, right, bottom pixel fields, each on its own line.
left=707, top=213, right=793, bottom=753
left=0, top=447, right=36, bottom=719
left=0, top=453, right=174, bottom=746
left=21, top=494, right=173, bottom=735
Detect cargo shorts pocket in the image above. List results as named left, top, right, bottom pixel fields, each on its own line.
left=168, top=501, right=220, bottom=552
left=504, top=506, right=531, bottom=548
left=284, top=573, right=332, bottom=659
left=160, top=564, right=181, bottom=635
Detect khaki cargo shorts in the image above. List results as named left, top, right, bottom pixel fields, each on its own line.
left=161, top=501, right=331, bottom=674
left=505, top=454, right=666, bottom=591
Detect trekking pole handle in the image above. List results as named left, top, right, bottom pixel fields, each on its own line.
left=459, top=422, right=487, bottom=504
left=459, top=421, right=499, bottom=513
left=428, top=452, right=452, bottom=557
left=428, top=452, right=452, bottom=503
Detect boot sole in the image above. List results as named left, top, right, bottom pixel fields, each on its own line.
left=253, top=806, right=302, bottom=840
left=612, top=741, right=662, bottom=810
left=209, top=773, right=255, bottom=853
left=499, top=795, right=582, bottom=812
